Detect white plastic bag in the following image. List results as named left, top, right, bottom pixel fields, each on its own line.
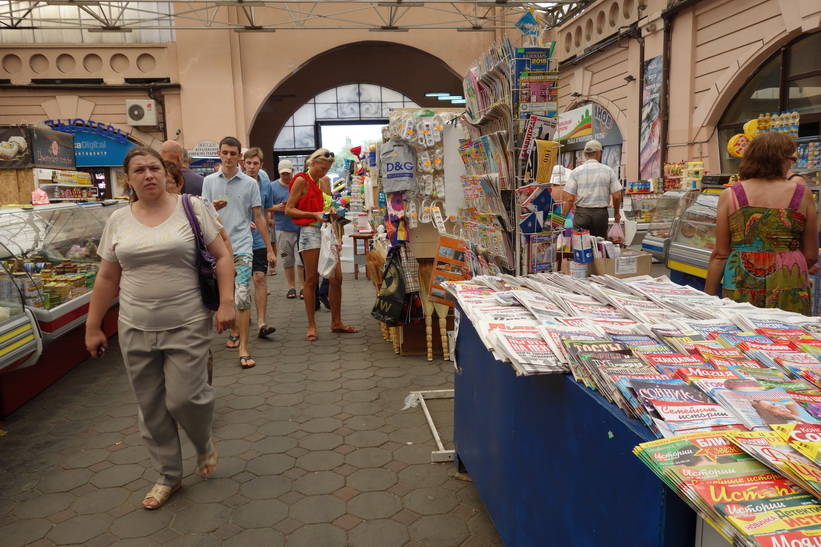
left=318, top=223, right=339, bottom=278
left=607, top=222, right=625, bottom=245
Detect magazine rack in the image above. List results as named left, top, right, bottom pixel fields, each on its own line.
left=453, top=312, right=696, bottom=547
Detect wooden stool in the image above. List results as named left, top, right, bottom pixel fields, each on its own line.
left=348, top=233, right=373, bottom=280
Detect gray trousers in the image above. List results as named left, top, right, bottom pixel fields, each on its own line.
left=119, top=317, right=215, bottom=485
left=573, top=207, right=609, bottom=239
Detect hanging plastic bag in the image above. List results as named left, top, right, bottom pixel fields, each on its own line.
left=607, top=222, right=625, bottom=245
left=318, top=223, right=339, bottom=278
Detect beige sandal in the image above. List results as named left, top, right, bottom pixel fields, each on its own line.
left=197, top=449, right=218, bottom=477
left=143, top=482, right=181, bottom=510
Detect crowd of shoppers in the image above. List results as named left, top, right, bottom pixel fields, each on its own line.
left=85, top=139, right=356, bottom=509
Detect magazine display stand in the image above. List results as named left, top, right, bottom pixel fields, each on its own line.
left=453, top=312, right=696, bottom=546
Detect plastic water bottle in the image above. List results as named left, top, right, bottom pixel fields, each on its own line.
left=771, top=113, right=781, bottom=133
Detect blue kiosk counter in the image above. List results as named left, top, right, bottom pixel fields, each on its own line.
left=453, top=313, right=698, bottom=547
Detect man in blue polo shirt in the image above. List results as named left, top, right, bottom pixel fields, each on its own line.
left=203, top=137, right=274, bottom=370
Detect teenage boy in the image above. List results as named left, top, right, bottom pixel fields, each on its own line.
left=242, top=147, right=276, bottom=339
left=203, top=137, right=274, bottom=370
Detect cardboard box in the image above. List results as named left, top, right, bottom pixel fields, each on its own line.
left=409, top=222, right=444, bottom=259
left=589, top=252, right=652, bottom=279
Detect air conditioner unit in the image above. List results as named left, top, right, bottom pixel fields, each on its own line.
left=125, top=99, right=157, bottom=126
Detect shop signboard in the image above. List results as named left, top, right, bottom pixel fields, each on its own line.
left=31, top=126, right=75, bottom=170
left=191, top=140, right=220, bottom=157
left=0, top=126, right=33, bottom=169
left=640, top=56, right=663, bottom=179
left=44, top=118, right=135, bottom=167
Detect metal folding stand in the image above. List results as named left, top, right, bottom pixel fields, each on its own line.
left=411, top=389, right=455, bottom=463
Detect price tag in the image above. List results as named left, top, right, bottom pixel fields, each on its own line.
left=615, top=256, right=637, bottom=275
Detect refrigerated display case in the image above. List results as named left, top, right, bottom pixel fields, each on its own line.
left=665, top=192, right=719, bottom=290
left=0, top=200, right=125, bottom=416
left=640, top=189, right=695, bottom=261
left=622, top=193, right=662, bottom=246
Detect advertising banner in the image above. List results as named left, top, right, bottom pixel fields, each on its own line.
left=640, top=55, right=663, bottom=179
left=32, top=126, right=75, bottom=170
left=0, top=126, right=33, bottom=169
left=556, top=104, right=622, bottom=148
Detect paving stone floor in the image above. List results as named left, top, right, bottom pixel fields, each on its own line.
left=0, top=268, right=503, bottom=546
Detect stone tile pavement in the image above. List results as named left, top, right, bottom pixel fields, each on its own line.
left=0, top=267, right=502, bottom=546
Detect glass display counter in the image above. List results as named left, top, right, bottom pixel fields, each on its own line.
left=0, top=200, right=125, bottom=416
left=622, top=193, right=662, bottom=246
left=665, top=192, right=719, bottom=287
left=640, top=189, right=695, bottom=261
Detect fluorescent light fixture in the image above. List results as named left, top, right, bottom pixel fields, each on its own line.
left=424, top=92, right=451, bottom=97
left=48, top=1, right=100, bottom=5
left=369, top=27, right=409, bottom=32
left=477, top=1, right=527, bottom=6
left=235, top=26, right=277, bottom=32
left=377, top=2, right=425, bottom=6
left=437, top=95, right=462, bottom=101
left=87, top=27, right=132, bottom=32
left=450, top=99, right=467, bottom=104
left=457, top=26, right=495, bottom=32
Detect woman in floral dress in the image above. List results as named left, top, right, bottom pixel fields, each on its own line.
left=705, top=132, right=819, bottom=314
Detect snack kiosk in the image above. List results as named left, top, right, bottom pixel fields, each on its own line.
left=0, top=200, right=124, bottom=416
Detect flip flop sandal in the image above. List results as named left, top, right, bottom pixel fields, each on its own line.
left=196, top=449, right=218, bottom=477
left=286, top=289, right=297, bottom=299
left=330, top=326, right=360, bottom=334
left=299, top=289, right=304, bottom=300
left=258, top=325, right=276, bottom=338
left=143, top=482, right=181, bottom=510
left=225, top=335, right=240, bottom=349
left=239, top=356, right=256, bottom=369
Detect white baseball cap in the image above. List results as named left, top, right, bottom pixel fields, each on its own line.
left=278, top=159, right=294, bottom=173
left=583, top=139, right=602, bottom=152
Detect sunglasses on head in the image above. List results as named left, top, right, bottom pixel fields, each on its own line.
left=320, top=151, right=334, bottom=159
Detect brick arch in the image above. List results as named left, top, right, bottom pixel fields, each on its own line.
left=248, top=41, right=465, bottom=157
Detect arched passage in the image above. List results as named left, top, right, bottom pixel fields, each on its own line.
left=248, top=41, right=464, bottom=159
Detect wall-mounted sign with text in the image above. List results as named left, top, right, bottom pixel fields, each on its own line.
left=191, top=140, right=220, bottom=157
left=32, top=126, right=75, bottom=170
left=45, top=118, right=136, bottom=167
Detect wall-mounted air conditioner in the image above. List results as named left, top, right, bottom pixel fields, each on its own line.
left=125, top=100, right=157, bottom=126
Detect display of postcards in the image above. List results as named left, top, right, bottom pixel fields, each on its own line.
left=528, top=234, right=555, bottom=273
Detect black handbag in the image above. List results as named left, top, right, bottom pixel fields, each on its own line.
left=371, top=248, right=406, bottom=326
left=181, top=194, right=220, bottom=311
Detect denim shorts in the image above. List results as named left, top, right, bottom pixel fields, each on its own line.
left=298, top=225, right=322, bottom=252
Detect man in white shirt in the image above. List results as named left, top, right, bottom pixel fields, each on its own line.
left=561, top=139, right=622, bottom=238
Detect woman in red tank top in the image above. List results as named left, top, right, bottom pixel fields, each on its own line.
left=285, top=148, right=358, bottom=341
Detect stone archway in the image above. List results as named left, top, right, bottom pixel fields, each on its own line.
left=248, top=41, right=464, bottom=157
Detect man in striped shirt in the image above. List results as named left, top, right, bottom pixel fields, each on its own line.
left=561, top=139, right=622, bottom=238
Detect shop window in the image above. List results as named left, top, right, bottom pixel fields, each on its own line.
left=273, top=83, right=418, bottom=152
left=717, top=31, right=821, bottom=173
left=788, top=32, right=821, bottom=77
left=787, top=75, right=821, bottom=116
